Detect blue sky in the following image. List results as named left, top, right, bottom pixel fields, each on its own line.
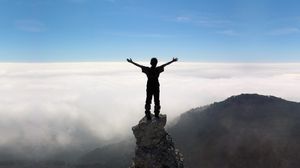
left=0, top=0, right=300, bottom=62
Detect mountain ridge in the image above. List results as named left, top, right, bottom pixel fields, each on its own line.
left=170, top=93, right=300, bottom=168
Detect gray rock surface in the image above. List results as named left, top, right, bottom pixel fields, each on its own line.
left=130, top=114, right=184, bottom=168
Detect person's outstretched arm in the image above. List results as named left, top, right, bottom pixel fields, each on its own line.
left=127, top=58, right=144, bottom=68
left=161, top=57, right=178, bottom=68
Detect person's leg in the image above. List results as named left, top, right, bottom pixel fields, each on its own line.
left=145, top=89, right=153, bottom=120
left=154, top=88, right=160, bottom=118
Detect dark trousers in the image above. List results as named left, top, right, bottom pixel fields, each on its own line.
left=145, top=87, right=160, bottom=115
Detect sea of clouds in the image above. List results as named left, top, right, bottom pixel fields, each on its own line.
left=0, top=62, right=300, bottom=159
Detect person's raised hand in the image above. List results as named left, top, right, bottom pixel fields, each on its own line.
left=172, top=57, right=178, bottom=62
left=127, top=58, right=133, bottom=63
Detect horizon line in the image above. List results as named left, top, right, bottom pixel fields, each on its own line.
left=1, top=60, right=300, bottom=64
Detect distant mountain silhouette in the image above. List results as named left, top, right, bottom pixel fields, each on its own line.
left=78, top=94, right=300, bottom=168
left=170, top=94, right=300, bottom=168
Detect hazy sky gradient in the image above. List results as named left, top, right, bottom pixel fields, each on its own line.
left=1, top=0, right=300, bottom=61
left=0, top=62, right=300, bottom=158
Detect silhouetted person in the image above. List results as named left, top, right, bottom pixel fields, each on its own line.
left=127, top=57, right=178, bottom=120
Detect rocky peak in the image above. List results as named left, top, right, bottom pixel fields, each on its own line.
left=130, top=114, right=184, bottom=168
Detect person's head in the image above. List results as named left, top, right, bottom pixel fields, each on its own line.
left=150, top=57, right=158, bottom=67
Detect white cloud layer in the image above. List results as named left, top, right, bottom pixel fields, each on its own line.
left=0, top=62, right=300, bottom=158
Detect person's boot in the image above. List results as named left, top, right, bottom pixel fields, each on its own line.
left=154, top=111, right=160, bottom=119
left=154, top=105, right=160, bottom=119
left=145, top=111, right=151, bottom=120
